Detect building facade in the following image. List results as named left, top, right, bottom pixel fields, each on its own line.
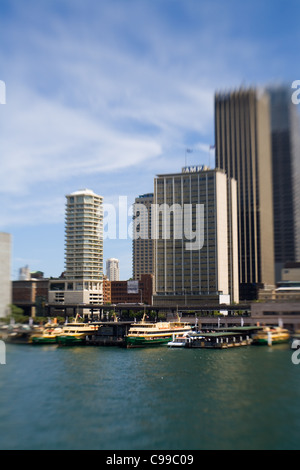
left=13, top=279, right=49, bottom=317
left=102, top=276, right=112, bottom=304
left=106, top=258, right=120, bottom=281
left=110, top=274, right=154, bottom=305
left=0, top=232, right=12, bottom=318
left=132, top=193, right=154, bottom=281
left=49, top=189, right=104, bottom=308
left=267, top=85, right=300, bottom=280
left=281, top=262, right=300, bottom=282
left=215, top=87, right=275, bottom=300
left=152, top=167, right=239, bottom=306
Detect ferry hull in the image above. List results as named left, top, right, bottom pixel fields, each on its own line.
left=253, top=337, right=290, bottom=345
left=31, top=336, right=58, bottom=344
left=57, top=335, right=86, bottom=346
left=125, top=335, right=173, bottom=348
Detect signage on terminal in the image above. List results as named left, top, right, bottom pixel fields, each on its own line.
left=182, top=165, right=207, bottom=174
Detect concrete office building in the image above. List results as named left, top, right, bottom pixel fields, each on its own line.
left=132, top=193, right=154, bottom=281
left=0, top=233, right=12, bottom=318
left=152, top=167, right=239, bottom=307
left=215, top=87, right=275, bottom=299
left=106, top=258, right=120, bottom=281
left=49, top=189, right=103, bottom=308
left=267, top=85, right=300, bottom=280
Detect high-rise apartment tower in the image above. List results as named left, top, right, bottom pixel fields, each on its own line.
left=49, top=189, right=103, bottom=307
left=106, top=258, right=120, bottom=281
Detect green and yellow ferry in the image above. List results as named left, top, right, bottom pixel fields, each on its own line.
left=125, top=315, right=192, bottom=348
left=252, top=326, right=290, bottom=346
left=30, top=326, right=63, bottom=344
left=30, top=320, right=63, bottom=344
left=57, top=320, right=99, bottom=346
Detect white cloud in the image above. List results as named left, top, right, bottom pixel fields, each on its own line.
left=0, top=84, right=162, bottom=194
left=1, top=0, right=299, bottom=278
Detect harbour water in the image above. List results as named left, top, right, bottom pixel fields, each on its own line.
left=0, top=343, right=300, bottom=450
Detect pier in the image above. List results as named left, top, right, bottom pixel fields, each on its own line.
left=84, top=321, right=132, bottom=346
left=185, top=327, right=260, bottom=349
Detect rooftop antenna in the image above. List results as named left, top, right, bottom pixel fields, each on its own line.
left=185, top=148, right=193, bottom=166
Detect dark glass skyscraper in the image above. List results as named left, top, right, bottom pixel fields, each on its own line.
left=214, top=88, right=275, bottom=300
left=267, top=85, right=300, bottom=280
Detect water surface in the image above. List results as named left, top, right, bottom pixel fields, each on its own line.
left=0, top=343, right=299, bottom=450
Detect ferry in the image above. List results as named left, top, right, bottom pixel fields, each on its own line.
left=252, top=326, right=290, bottom=346
left=30, top=325, right=64, bottom=344
left=0, top=324, right=42, bottom=344
left=57, top=320, right=99, bottom=346
left=125, top=315, right=192, bottom=347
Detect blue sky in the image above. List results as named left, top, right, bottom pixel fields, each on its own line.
left=0, top=0, right=299, bottom=280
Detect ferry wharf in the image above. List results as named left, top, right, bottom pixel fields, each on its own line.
left=83, top=321, right=133, bottom=347
left=185, top=327, right=261, bottom=349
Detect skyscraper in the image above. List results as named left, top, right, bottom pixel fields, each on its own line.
left=267, top=85, right=300, bottom=280
left=106, top=258, right=120, bottom=281
left=215, top=88, right=275, bottom=300
left=65, top=189, right=103, bottom=282
left=132, top=193, right=154, bottom=280
left=49, top=189, right=104, bottom=307
left=153, top=167, right=239, bottom=306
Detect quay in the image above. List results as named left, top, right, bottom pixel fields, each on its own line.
left=2, top=300, right=300, bottom=347
left=11, top=299, right=300, bottom=332
left=41, top=301, right=300, bottom=331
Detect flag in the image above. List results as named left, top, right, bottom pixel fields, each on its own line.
left=186, top=148, right=193, bottom=153
left=209, top=145, right=215, bottom=150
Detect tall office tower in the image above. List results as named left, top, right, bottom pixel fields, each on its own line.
left=0, top=232, right=12, bottom=318
left=51, top=189, right=104, bottom=306
left=215, top=88, right=275, bottom=300
left=152, top=167, right=239, bottom=307
left=132, top=193, right=154, bottom=281
left=106, top=258, right=120, bottom=281
left=267, top=85, right=300, bottom=281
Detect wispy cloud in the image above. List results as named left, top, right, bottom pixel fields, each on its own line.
left=0, top=0, right=299, bottom=277
left=1, top=0, right=288, bottom=200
